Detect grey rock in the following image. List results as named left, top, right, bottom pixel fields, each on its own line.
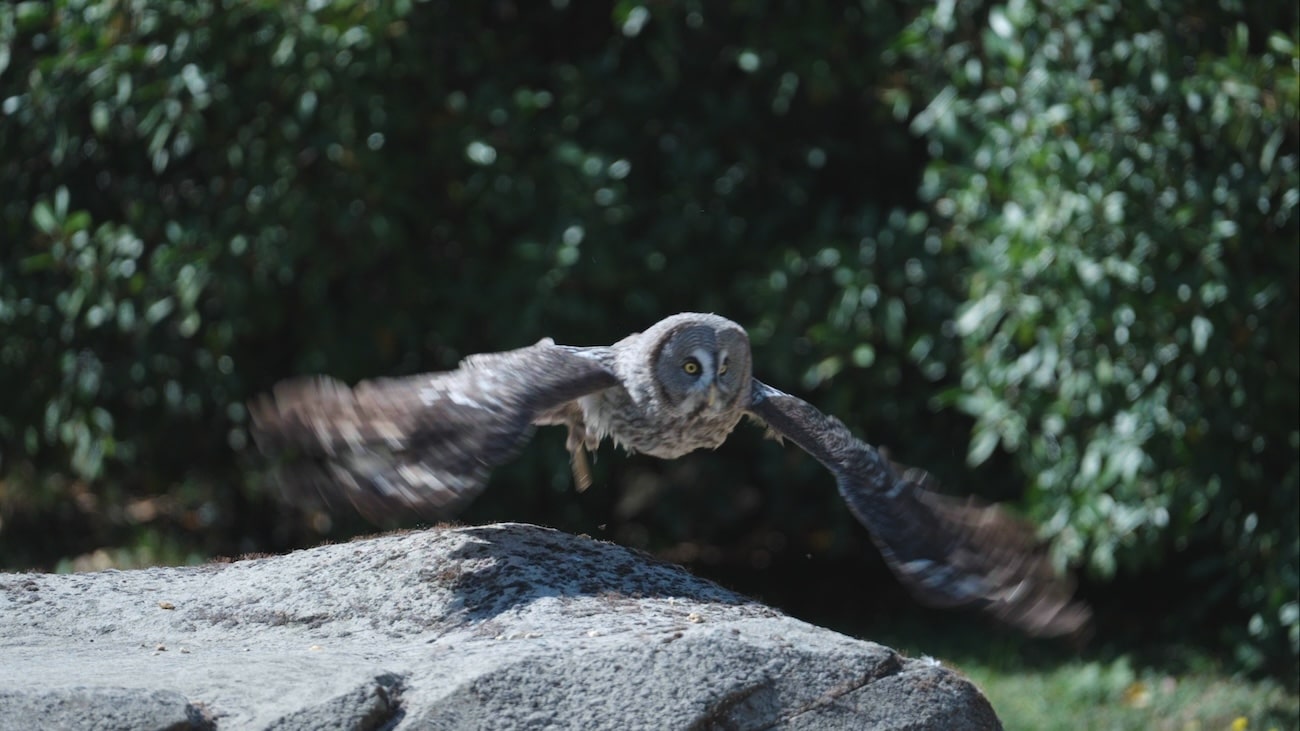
left=0, top=523, right=1001, bottom=730
left=0, top=687, right=210, bottom=730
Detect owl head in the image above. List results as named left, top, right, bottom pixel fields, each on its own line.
left=645, top=313, right=752, bottom=416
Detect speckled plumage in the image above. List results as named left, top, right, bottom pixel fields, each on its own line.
left=251, top=312, right=1090, bottom=638
left=540, top=313, right=753, bottom=461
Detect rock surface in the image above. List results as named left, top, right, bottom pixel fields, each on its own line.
left=0, top=523, right=1001, bottom=730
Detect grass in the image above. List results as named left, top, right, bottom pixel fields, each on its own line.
left=866, top=622, right=1299, bottom=731
left=956, top=656, right=1296, bottom=731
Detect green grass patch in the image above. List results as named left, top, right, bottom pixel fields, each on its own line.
left=868, top=621, right=1298, bottom=731
left=957, top=656, right=1296, bottom=731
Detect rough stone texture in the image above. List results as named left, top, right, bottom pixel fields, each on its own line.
left=0, top=523, right=1001, bottom=730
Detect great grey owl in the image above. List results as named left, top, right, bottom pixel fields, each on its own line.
left=251, top=312, right=1089, bottom=637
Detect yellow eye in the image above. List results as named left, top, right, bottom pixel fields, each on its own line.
left=718, top=362, right=729, bottom=375
left=682, top=358, right=701, bottom=375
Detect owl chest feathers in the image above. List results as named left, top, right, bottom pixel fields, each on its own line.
left=531, top=316, right=752, bottom=464
left=573, top=379, right=745, bottom=460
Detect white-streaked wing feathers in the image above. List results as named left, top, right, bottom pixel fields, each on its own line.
left=746, top=379, right=1090, bottom=638
left=250, top=340, right=619, bottom=522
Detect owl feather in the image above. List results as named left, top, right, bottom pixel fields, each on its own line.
left=249, top=340, right=618, bottom=522
left=747, top=380, right=1090, bottom=637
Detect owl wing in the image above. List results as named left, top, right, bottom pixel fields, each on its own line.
left=746, top=379, right=1090, bottom=638
left=249, top=340, right=620, bottom=522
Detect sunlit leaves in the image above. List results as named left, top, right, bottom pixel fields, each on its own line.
left=897, top=0, right=1299, bottom=672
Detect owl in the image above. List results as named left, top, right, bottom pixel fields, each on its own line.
left=250, top=313, right=1090, bottom=637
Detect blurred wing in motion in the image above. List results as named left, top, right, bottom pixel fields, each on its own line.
left=249, top=340, right=619, bottom=522
left=746, top=379, right=1091, bottom=638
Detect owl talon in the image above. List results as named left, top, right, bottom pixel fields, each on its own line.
left=571, top=447, right=593, bottom=492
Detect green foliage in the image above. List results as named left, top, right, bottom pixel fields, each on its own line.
left=0, top=0, right=947, bottom=566
left=1, top=0, right=1296, bottom=677
left=890, top=0, right=1299, bottom=672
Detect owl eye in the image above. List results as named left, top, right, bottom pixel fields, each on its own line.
left=718, top=361, right=729, bottom=375
left=682, top=357, right=701, bottom=376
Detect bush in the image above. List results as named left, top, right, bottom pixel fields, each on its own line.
left=889, top=0, right=1299, bottom=672
left=0, top=0, right=951, bottom=565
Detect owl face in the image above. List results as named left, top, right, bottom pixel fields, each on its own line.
left=650, top=317, right=752, bottom=416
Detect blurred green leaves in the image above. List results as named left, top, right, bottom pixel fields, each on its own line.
left=895, top=0, right=1299, bottom=672
left=0, top=0, right=927, bottom=575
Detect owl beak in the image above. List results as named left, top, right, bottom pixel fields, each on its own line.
left=707, top=384, right=719, bottom=410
